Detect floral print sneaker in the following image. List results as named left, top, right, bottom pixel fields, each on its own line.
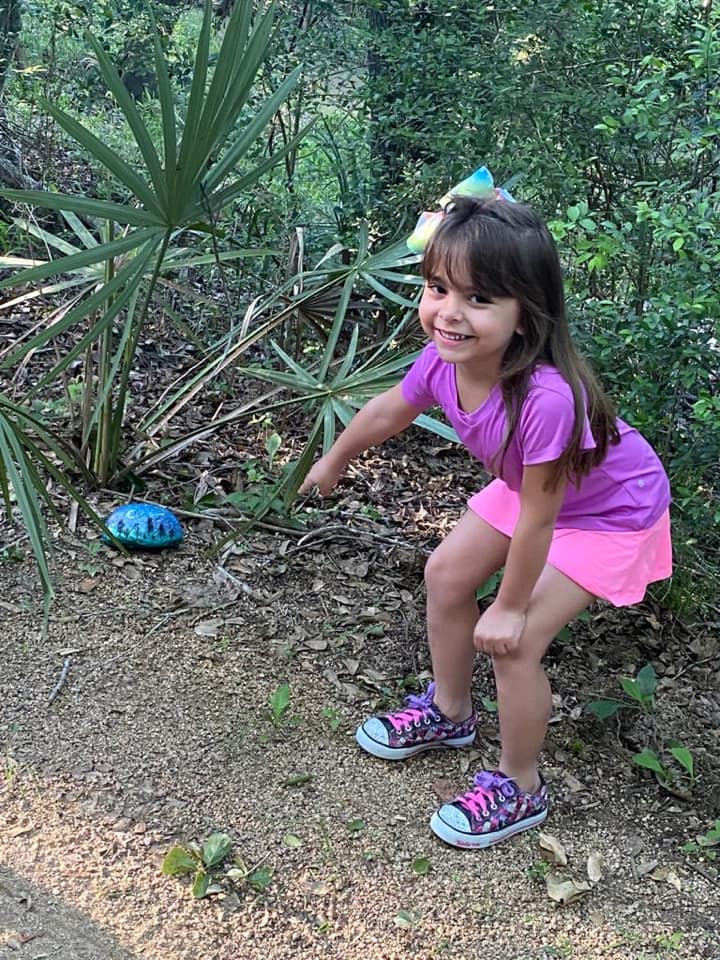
left=430, top=769, right=548, bottom=848
left=355, top=682, right=476, bottom=760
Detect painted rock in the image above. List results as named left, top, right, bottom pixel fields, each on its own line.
left=103, top=502, right=183, bottom=549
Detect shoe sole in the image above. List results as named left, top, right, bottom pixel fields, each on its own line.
left=355, top=726, right=475, bottom=760
left=429, top=806, right=548, bottom=849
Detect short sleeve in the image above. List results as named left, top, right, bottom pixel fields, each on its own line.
left=519, top=383, right=596, bottom=465
left=400, top=343, right=438, bottom=410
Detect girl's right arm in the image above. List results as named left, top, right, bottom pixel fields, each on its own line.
left=298, top=383, right=423, bottom=495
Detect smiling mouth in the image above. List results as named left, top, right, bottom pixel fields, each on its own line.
left=437, top=328, right=472, bottom=342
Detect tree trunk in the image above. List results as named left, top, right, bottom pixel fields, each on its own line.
left=0, top=0, right=21, bottom=102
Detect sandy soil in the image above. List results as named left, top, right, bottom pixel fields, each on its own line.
left=1, top=451, right=719, bottom=960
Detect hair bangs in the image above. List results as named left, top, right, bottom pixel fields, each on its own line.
left=422, top=206, right=517, bottom=302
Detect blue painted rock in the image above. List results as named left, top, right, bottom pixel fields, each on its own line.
left=103, top=502, right=183, bottom=549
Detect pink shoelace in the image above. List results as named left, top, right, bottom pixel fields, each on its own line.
left=457, top=770, right=518, bottom=818
left=386, top=682, right=441, bottom=732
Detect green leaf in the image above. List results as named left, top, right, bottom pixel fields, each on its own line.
left=620, top=678, right=643, bottom=703
left=149, top=6, right=177, bottom=194
left=202, top=832, right=233, bottom=868
left=174, top=0, right=212, bottom=201
left=265, top=432, right=282, bottom=465
left=412, top=413, right=459, bottom=443
left=203, top=65, right=303, bottom=194
left=270, top=682, right=290, bottom=722
left=86, top=34, right=167, bottom=208
left=669, top=745, right=694, bottom=778
left=633, top=749, right=666, bottom=775
left=42, top=99, right=162, bottom=215
left=412, top=857, right=431, bottom=876
left=347, top=819, right=365, bottom=833
left=211, top=121, right=315, bottom=211
left=283, top=773, right=312, bottom=787
left=161, top=846, right=198, bottom=876
left=362, top=270, right=419, bottom=309
left=0, top=228, right=158, bottom=291
left=394, top=909, right=415, bottom=929
left=586, top=699, right=625, bottom=719
left=192, top=870, right=210, bottom=898
left=283, top=833, right=302, bottom=848
left=635, top=663, right=657, bottom=697
left=247, top=866, right=273, bottom=892
left=0, top=417, right=52, bottom=604
left=0, top=188, right=160, bottom=227
left=331, top=324, right=360, bottom=385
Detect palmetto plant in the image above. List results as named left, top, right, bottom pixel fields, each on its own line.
left=2, top=0, right=306, bottom=480
left=0, top=396, right=101, bottom=612
left=0, top=0, right=308, bottom=599
left=187, top=228, right=461, bottom=543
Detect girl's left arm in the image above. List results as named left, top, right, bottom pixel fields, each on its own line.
left=474, top=461, right=566, bottom=656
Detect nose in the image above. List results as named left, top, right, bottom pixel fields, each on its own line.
left=438, top=292, right=464, bottom=322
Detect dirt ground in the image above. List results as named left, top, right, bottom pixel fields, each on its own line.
left=1, top=441, right=719, bottom=960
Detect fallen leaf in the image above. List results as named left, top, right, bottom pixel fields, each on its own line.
left=341, top=658, right=360, bottom=676
left=194, top=619, right=224, bottom=637
left=359, top=668, right=390, bottom=683
left=649, top=865, right=682, bottom=892
left=307, top=880, right=333, bottom=897
left=563, top=772, right=586, bottom=793
left=636, top=859, right=659, bottom=877
left=78, top=578, right=99, bottom=593
left=18, top=932, right=44, bottom=944
left=304, top=638, right=328, bottom=651
left=0, top=601, right=23, bottom=613
left=689, top=636, right=719, bottom=659
left=587, top=851, right=604, bottom=884
left=431, top=779, right=456, bottom=803
left=2, top=824, right=35, bottom=838
left=627, top=836, right=644, bottom=858
left=539, top=832, right=568, bottom=866
left=545, top=872, right=592, bottom=905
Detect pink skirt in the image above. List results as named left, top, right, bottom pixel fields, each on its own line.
left=468, top=479, right=672, bottom=606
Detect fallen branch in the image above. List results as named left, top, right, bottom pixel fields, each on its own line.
left=47, top=656, right=71, bottom=706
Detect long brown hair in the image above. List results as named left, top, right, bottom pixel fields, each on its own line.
left=422, top=196, right=620, bottom=488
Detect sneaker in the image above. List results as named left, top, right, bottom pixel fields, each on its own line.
left=355, top=682, right=476, bottom=760
left=430, top=769, right=548, bottom=849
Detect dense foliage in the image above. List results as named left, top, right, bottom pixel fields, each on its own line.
left=0, top=0, right=717, bottom=611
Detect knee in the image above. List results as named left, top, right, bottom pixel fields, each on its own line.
left=491, top=647, right=543, bottom=686
left=424, top=548, right=475, bottom=606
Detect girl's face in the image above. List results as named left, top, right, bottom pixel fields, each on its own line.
left=419, top=263, right=522, bottom=378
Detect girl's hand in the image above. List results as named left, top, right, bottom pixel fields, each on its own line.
left=473, top=601, right=526, bottom=656
left=298, top=454, right=346, bottom=496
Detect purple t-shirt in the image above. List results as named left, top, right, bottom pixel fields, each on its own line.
left=401, top=343, right=670, bottom=532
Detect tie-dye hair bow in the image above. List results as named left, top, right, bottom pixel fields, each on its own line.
left=407, top=166, right=516, bottom=254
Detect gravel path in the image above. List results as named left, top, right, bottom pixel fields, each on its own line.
left=2, top=519, right=718, bottom=960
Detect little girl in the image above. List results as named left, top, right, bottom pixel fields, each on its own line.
left=299, top=168, right=672, bottom=850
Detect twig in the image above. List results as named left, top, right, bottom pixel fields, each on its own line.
left=286, top=523, right=418, bottom=555
left=669, top=655, right=719, bottom=683
left=47, top=657, right=71, bottom=706
left=686, top=861, right=720, bottom=889
left=130, top=496, right=309, bottom=537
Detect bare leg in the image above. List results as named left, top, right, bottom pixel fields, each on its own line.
left=424, top=511, right=510, bottom=722
left=493, top=565, right=593, bottom=793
